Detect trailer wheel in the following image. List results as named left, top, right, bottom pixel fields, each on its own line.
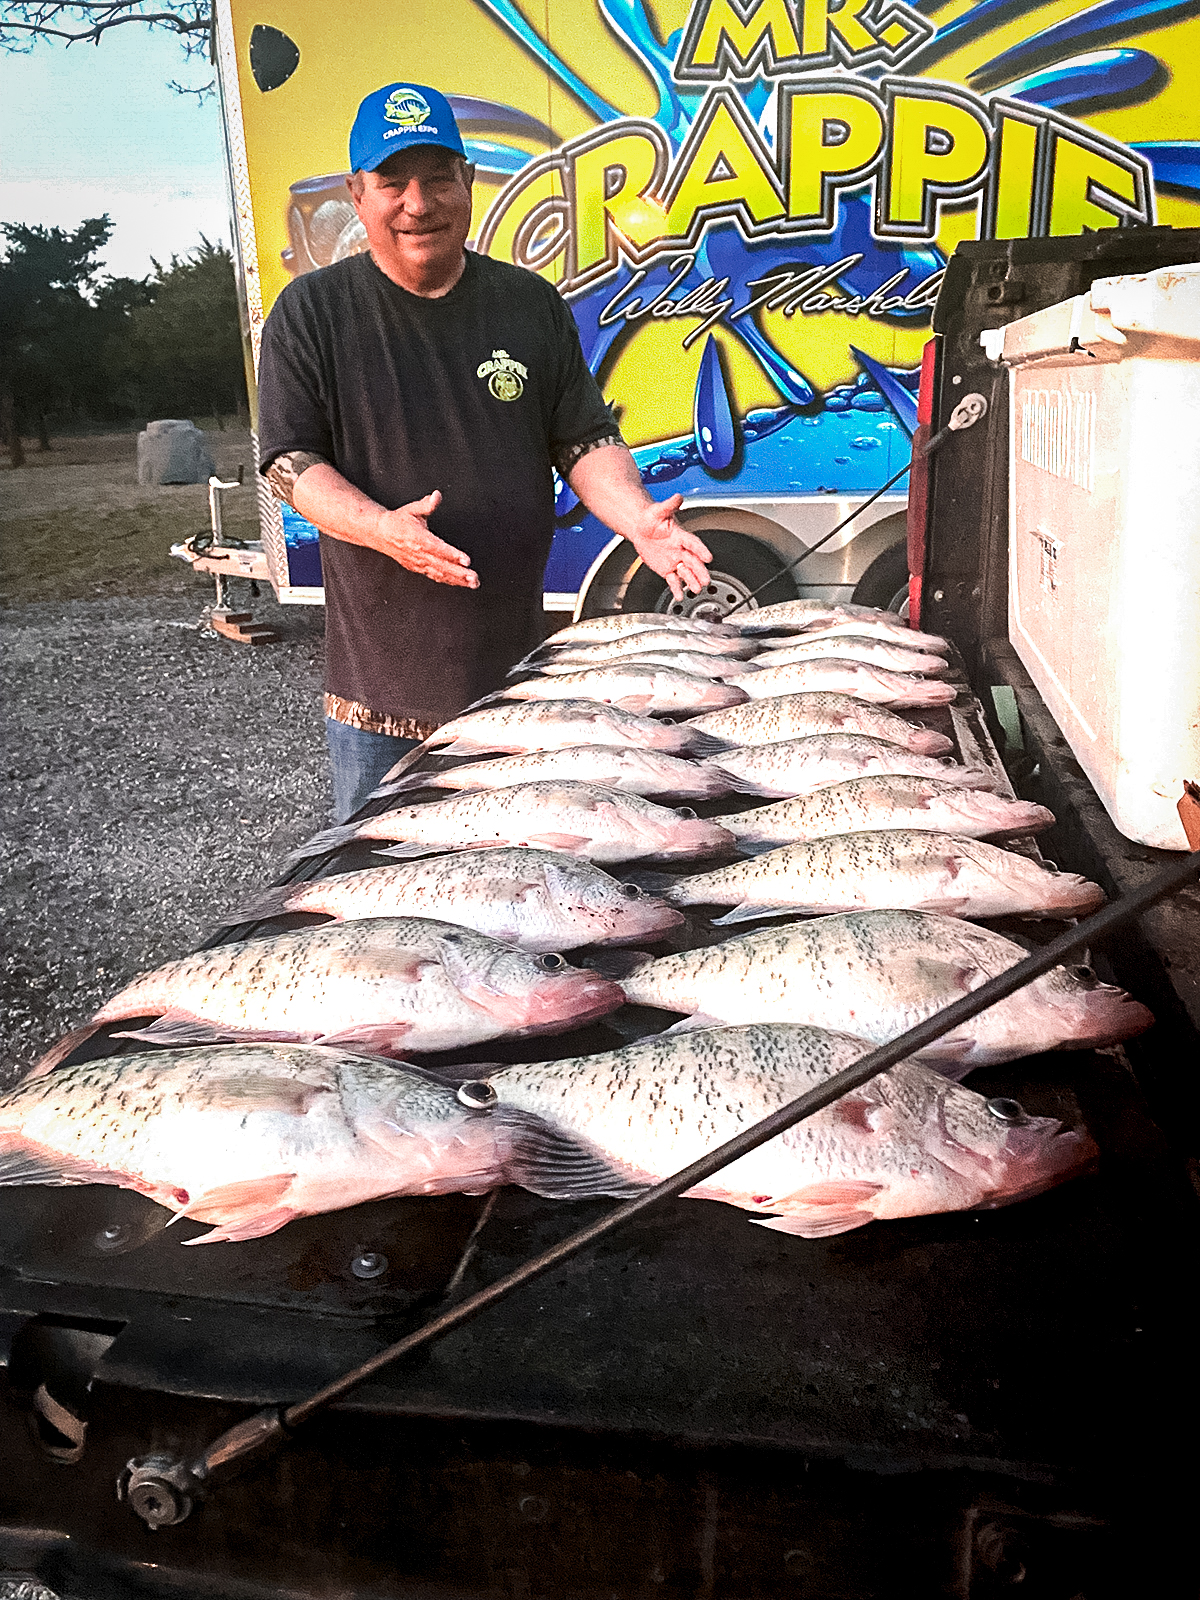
left=850, top=540, right=910, bottom=616
left=622, top=530, right=798, bottom=622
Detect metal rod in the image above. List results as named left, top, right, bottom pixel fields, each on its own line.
left=264, top=848, right=1198, bottom=1434
left=720, top=406, right=974, bottom=619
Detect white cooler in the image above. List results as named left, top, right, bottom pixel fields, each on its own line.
left=982, top=262, right=1200, bottom=851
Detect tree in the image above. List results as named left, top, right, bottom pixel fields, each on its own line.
left=0, top=4, right=213, bottom=93
left=125, top=238, right=247, bottom=423
left=0, top=214, right=121, bottom=464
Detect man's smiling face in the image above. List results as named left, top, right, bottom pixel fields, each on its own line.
left=348, top=147, right=474, bottom=296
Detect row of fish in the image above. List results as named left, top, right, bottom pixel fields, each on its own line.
left=0, top=1026, right=1095, bottom=1244
left=0, top=600, right=1145, bottom=1247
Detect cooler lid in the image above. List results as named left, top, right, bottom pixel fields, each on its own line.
left=980, top=259, right=1200, bottom=365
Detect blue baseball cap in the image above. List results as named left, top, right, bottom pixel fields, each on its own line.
left=349, top=83, right=466, bottom=173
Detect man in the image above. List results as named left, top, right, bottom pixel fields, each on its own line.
left=257, top=82, right=712, bottom=821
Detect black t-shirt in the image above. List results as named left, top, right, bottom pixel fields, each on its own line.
left=257, top=250, right=615, bottom=726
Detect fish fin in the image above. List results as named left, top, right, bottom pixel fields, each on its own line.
left=573, top=948, right=653, bottom=980
left=180, top=1173, right=300, bottom=1244
left=681, top=730, right=735, bottom=758
left=501, top=1113, right=647, bottom=1201
left=725, top=838, right=783, bottom=858
left=286, top=823, right=361, bottom=863
left=709, top=903, right=815, bottom=926
left=366, top=773, right=440, bottom=800
left=373, top=841, right=451, bottom=860
left=312, top=1023, right=413, bottom=1058
left=660, top=1013, right=725, bottom=1035
left=113, top=1012, right=279, bottom=1047
left=749, top=1182, right=884, bottom=1239
left=227, top=883, right=299, bottom=923
left=748, top=1212, right=873, bottom=1239
left=0, top=1137, right=97, bottom=1187
left=25, top=1021, right=109, bottom=1076
left=520, top=832, right=592, bottom=852
left=709, top=771, right=777, bottom=798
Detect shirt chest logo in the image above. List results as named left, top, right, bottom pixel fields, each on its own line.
left=477, top=348, right=527, bottom=402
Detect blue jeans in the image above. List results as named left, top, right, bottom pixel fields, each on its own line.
left=325, top=718, right=422, bottom=823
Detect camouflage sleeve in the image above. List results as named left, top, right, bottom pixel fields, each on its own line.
left=263, top=449, right=329, bottom=507
left=554, top=433, right=625, bottom=482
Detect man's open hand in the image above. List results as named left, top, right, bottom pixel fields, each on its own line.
left=373, top=491, right=478, bottom=588
left=625, top=493, right=712, bottom=602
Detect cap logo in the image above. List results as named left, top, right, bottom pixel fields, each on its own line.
left=385, top=88, right=431, bottom=128
left=477, top=349, right=527, bottom=402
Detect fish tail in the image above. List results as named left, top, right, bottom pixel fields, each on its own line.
left=227, top=882, right=301, bottom=924
left=286, top=822, right=362, bottom=863
left=24, top=1020, right=109, bottom=1077
left=680, top=730, right=735, bottom=758
left=368, top=771, right=444, bottom=800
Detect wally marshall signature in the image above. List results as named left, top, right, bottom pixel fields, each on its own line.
left=594, top=253, right=944, bottom=349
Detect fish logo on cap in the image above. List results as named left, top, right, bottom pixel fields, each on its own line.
left=385, top=88, right=431, bottom=128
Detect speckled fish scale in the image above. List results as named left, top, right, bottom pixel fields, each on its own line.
left=503, top=664, right=747, bottom=715
left=662, top=830, right=1107, bottom=922
left=536, top=650, right=757, bottom=680
left=232, top=848, right=684, bottom=952
left=297, top=782, right=734, bottom=865
left=732, top=600, right=949, bottom=652
left=0, top=1044, right=511, bottom=1244
left=424, top=699, right=723, bottom=758
left=379, top=745, right=741, bottom=802
left=687, top=692, right=953, bottom=754
left=615, top=910, right=1153, bottom=1071
left=709, top=734, right=996, bottom=799
left=723, top=776, right=1056, bottom=851
left=726, top=658, right=956, bottom=707
left=488, top=1023, right=1096, bottom=1239
left=90, top=916, right=624, bottom=1055
left=523, top=629, right=757, bottom=666
left=544, top=612, right=740, bottom=646
left=748, top=635, right=948, bottom=675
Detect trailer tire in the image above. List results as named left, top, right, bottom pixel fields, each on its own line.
left=621, top=530, right=798, bottom=621
left=850, top=540, right=910, bottom=615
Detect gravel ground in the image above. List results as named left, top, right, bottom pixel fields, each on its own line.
left=1, top=589, right=328, bottom=1089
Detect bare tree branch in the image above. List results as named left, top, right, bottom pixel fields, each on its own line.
left=0, top=4, right=211, bottom=54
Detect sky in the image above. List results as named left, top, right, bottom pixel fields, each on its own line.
left=0, top=23, right=229, bottom=279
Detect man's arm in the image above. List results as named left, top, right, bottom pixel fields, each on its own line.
left=565, top=443, right=711, bottom=602
left=267, top=452, right=478, bottom=589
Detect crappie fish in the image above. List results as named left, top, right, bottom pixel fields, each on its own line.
left=750, top=635, right=948, bottom=676
left=0, top=1044, right=510, bottom=1245
left=292, top=783, right=735, bottom=865
left=663, top=830, right=1107, bottom=922
left=233, top=848, right=684, bottom=951
left=544, top=612, right=740, bottom=646
left=522, top=629, right=757, bottom=666
left=535, top=650, right=758, bottom=680
left=614, top=909, right=1153, bottom=1070
left=379, top=745, right=743, bottom=802
left=503, top=665, right=747, bottom=715
left=424, top=700, right=727, bottom=759
left=688, top=691, right=953, bottom=755
left=733, top=600, right=950, bottom=652
left=487, top=1024, right=1097, bottom=1238
left=710, top=734, right=997, bottom=799
left=728, top=658, right=957, bottom=707
left=725, top=776, right=1056, bottom=851
left=91, top=917, right=624, bottom=1055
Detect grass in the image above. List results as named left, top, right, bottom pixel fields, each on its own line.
left=1, top=427, right=265, bottom=605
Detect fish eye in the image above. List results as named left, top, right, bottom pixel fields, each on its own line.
left=1068, top=964, right=1097, bottom=985
left=659, top=716, right=676, bottom=725
left=675, top=806, right=698, bottom=820
left=457, top=1081, right=497, bottom=1109
left=620, top=882, right=643, bottom=899
left=539, top=952, right=567, bottom=971
left=986, top=1096, right=1027, bottom=1124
